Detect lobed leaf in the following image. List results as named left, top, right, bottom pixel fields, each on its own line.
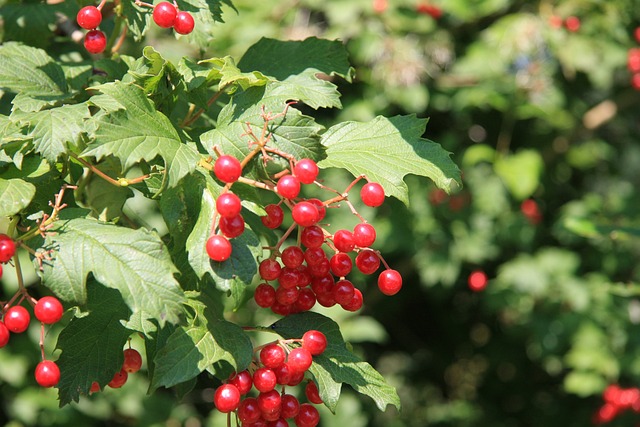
left=272, top=312, right=401, bottom=413
left=319, top=115, right=461, bottom=204
left=41, top=216, right=185, bottom=326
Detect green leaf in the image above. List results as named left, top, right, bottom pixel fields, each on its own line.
left=0, top=178, right=35, bottom=217
left=120, top=0, right=151, bottom=42
left=150, top=290, right=252, bottom=390
left=272, top=312, right=401, bottom=413
left=494, top=149, right=543, bottom=200
left=0, top=3, right=59, bottom=49
left=56, top=284, right=133, bottom=406
left=199, top=56, right=269, bottom=91
left=174, top=0, right=232, bottom=49
left=319, top=115, right=461, bottom=204
left=12, top=103, right=90, bottom=164
left=0, top=42, right=69, bottom=108
left=185, top=184, right=262, bottom=307
left=41, top=216, right=185, bottom=326
left=82, top=82, right=200, bottom=187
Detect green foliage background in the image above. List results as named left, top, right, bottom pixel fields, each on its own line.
left=2, top=0, right=640, bottom=426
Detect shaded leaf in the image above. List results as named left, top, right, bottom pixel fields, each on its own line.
left=0, top=178, right=36, bottom=217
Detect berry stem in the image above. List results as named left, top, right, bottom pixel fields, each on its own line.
left=70, top=152, right=152, bottom=187
left=97, top=0, right=108, bottom=11
left=39, top=322, right=46, bottom=361
left=134, top=0, right=155, bottom=8
left=181, top=87, right=227, bottom=128
left=103, top=14, right=125, bottom=57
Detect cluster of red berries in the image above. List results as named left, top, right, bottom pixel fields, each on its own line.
left=151, top=1, right=195, bottom=35
left=77, top=5, right=107, bottom=54
left=548, top=15, right=581, bottom=32
left=593, top=384, right=640, bottom=424
left=627, top=28, right=640, bottom=90
left=213, top=330, right=327, bottom=427
left=204, top=150, right=402, bottom=316
left=89, top=347, right=143, bottom=393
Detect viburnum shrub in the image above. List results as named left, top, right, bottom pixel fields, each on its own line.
left=0, top=0, right=460, bottom=422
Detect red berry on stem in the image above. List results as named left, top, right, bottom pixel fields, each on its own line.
left=216, top=192, right=242, bottom=218
left=355, top=249, right=380, bottom=275
left=294, top=288, right=316, bottom=312
left=304, top=247, right=326, bottom=266
left=0, top=321, right=9, bottom=347
left=333, top=229, right=355, bottom=253
left=4, top=305, right=30, bottom=333
left=0, top=234, right=16, bottom=263
left=276, top=285, right=299, bottom=306
left=261, top=204, right=284, bottom=229
left=260, top=343, right=286, bottom=369
left=35, top=360, right=60, bottom=387
left=90, top=381, right=101, bottom=393
left=259, top=259, right=282, bottom=281
left=238, top=397, right=261, bottom=424
left=287, top=347, right=312, bottom=374
left=34, top=296, right=64, bottom=324
left=330, top=252, right=352, bottom=277
left=76, top=6, right=102, bottom=30
left=122, top=348, right=143, bottom=373
left=292, top=202, right=320, bottom=227
left=294, top=158, right=319, bottom=184
left=378, top=269, right=402, bottom=296
left=214, top=155, right=242, bottom=183
left=108, top=369, right=128, bottom=388
left=254, top=283, right=276, bottom=308
left=281, top=246, right=305, bottom=269
left=565, top=16, right=580, bottom=32
left=278, top=267, right=301, bottom=289
left=628, top=49, right=640, bottom=73
left=295, top=403, right=320, bottom=427
left=333, top=279, right=355, bottom=306
left=257, top=389, right=282, bottom=414
left=273, top=362, right=292, bottom=385
left=308, top=258, right=331, bottom=278
left=281, top=393, right=300, bottom=419
left=302, top=330, right=327, bottom=355
left=468, top=270, right=488, bottom=292
left=153, top=1, right=177, bottom=28
left=173, top=11, right=195, bottom=35
left=206, top=235, right=232, bottom=262
left=307, top=198, right=326, bottom=221
left=361, top=182, right=385, bottom=207
left=276, top=175, right=301, bottom=199
left=342, top=287, right=363, bottom=311
left=305, top=381, right=323, bottom=404
left=353, top=223, right=376, bottom=248
left=253, top=367, right=278, bottom=392
left=301, top=226, right=325, bottom=249
left=214, top=383, right=241, bottom=413
left=228, top=370, right=253, bottom=395
left=84, top=30, right=106, bottom=54
left=219, top=214, right=245, bottom=238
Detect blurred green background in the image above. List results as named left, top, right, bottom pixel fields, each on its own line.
left=3, top=0, right=640, bottom=425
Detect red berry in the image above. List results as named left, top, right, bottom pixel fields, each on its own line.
left=304, top=247, right=326, bottom=266
left=281, top=393, right=300, bottom=419
left=214, top=155, right=242, bottom=183
left=0, top=263, right=2, bottom=279
left=355, top=249, right=380, bottom=275
left=294, top=158, right=319, bottom=184
left=206, top=235, right=232, bottom=262
left=214, top=383, right=241, bottom=413
left=632, top=73, right=640, bottom=91
left=84, top=30, right=106, bottom=54
left=548, top=15, right=563, bottom=29
left=307, top=198, right=326, bottom=221
left=0, top=321, right=9, bottom=347
left=594, top=403, right=619, bottom=424
left=276, top=175, right=301, bottom=199
left=259, top=259, right=282, bottom=281
left=260, top=343, right=286, bottom=369
left=216, top=192, right=241, bottom=218
left=255, top=283, right=276, bottom=308
left=253, top=367, right=278, bottom=392
left=468, top=270, right=488, bottom=292
left=108, top=369, right=128, bottom=388
left=261, top=204, right=284, bottom=229
left=4, top=305, right=30, bottom=333
left=353, top=223, right=376, bottom=248
left=0, top=234, right=16, bottom=263
left=378, top=269, right=402, bottom=296
left=219, top=214, right=245, bottom=238
left=307, top=258, right=330, bottom=278
left=330, top=252, right=352, bottom=277
left=333, top=229, right=355, bottom=252
left=341, top=288, right=363, bottom=311
left=311, top=275, right=334, bottom=295
left=628, top=49, right=640, bottom=73
left=238, top=397, right=261, bottom=424
left=278, top=267, right=301, bottom=289
left=287, top=347, right=312, bottom=374
left=90, top=381, right=101, bottom=393
left=287, top=369, right=305, bottom=386
left=35, top=360, right=60, bottom=388
left=257, top=389, right=281, bottom=413
left=152, top=1, right=177, bottom=28
left=76, top=6, right=102, bottom=30
left=416, top=3, right=442, bottom=19
left=305, top=381, right=323, bottom=404
left=276, top=286, right=299, bottom=306
left=122, top=348, right=143, bottom=373
left=360, top=182, right=385, bottom=207
left=564, top=16, right=580, bottom=32
left=295, top=403, right=320, bottom=427
left=294, top=288, right=316, bottom=312
left=292, top=202, right=320, bottom=227
left=228, top=370, right=253, bottom=395
left=273, top=363, right=291, bottom=385
left=281, top=246, right=305, bottom=269
left=333, top=279, right=355, bottom=306
left=301, top=226, right=325, bottom=249
left=173, top=11, right=195, bottom=35
left=302, top=330, right=327, bottom=356
left=34, top=296, right=64, bottom=324
left=635, top=27, right=640, bottom=44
